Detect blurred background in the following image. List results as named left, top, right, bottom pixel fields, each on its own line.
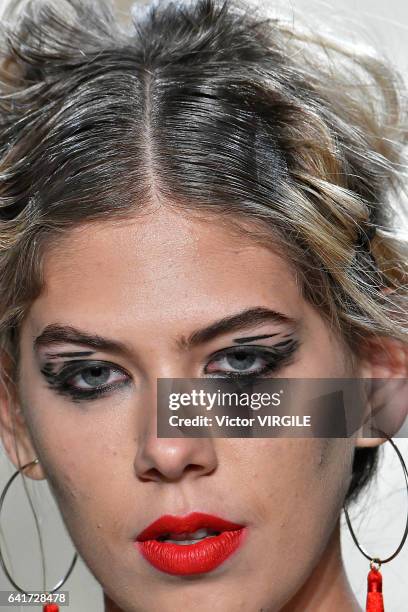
left=0, top=0, right=407, bottom=610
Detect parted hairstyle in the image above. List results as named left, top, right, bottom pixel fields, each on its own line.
left=0, top=0, right=407, bottom=504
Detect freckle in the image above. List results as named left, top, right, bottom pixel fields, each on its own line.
left=317, top=440, right=329, bottom=467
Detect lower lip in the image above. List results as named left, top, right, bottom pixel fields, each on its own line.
left=135, top=528, right=246, bottom=575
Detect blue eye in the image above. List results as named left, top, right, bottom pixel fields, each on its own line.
left=40, top=338, right=300, bottom=402
left=207, top=349, right=268, bottom=374
left=70, top=364, right=125, bottom=388
left=40, top=360, right=131, bottom=402
left=205, top=340, right=299, bottom=379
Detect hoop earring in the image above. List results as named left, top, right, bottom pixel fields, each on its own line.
left=343, top=431, right=408, bottom=612
left=0, top=458, right=78, bottom=612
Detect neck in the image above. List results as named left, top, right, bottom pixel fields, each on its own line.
left=104, top=518, right=362, bottom=612
left=280, top=518, right=362, bottom=612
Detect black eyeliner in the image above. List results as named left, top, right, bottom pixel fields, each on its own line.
left=43, top=350, right=95, bottom=360
left=205, top=337, right=301, bottom=381
left=40, top=359, right=131, bottom=403
left=233, top=333, right=280, bottom=344
left=39, top=337, right=301, bottom=403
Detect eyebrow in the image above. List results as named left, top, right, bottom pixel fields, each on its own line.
left=178, top=307, right=298, bottom=349
left=33, top=307, right=299, bottom=356
left=33, top=325, right=132, bottom=357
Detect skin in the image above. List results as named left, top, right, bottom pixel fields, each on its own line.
left=0, top=205, right=407, bottom=612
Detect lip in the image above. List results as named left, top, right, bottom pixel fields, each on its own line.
left=134, top=512, right=246, bottom=575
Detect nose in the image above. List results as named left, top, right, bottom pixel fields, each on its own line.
left=134, top=436, right=218, bottom=483
left=133, top=383, right=218, bottom=483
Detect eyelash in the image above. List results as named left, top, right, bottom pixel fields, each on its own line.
left=203, top=339, right=299, bottom=380
left=40, top=360, right=131, bottom=402
left=40, top=338, right=300, bottom=402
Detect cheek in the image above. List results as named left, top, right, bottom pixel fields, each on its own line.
left=24, top=422, right=129, bottom=569
left=17, top=386, right=120, bottom=543
left=236, top=438, right=354, bottom=549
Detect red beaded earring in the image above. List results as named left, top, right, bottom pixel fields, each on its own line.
left=343, top=433, right=408, bottom=612
left=0, top=458, right=78, bottom=612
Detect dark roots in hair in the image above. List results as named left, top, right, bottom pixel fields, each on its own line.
left=0, top=0, right=407, bottom=505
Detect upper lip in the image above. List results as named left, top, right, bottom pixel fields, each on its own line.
left=135, top=512, right=245, bottom=542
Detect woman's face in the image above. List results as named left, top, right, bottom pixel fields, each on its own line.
left=13, top=206, right=359, bottom=611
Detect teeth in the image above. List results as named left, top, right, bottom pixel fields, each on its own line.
left=157, top=528, right=220, bottom=543
left=161, top=535, right=218, bottom=545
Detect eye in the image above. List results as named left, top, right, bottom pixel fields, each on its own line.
left=207, top=349, right=263, bottom=373
left=40, top=360, right=131, bottom=401
left=68, top=364, right=126, bottom=390
left=204, top=342, right=299, bottom=379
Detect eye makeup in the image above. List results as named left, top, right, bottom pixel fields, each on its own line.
left=233, top=333, right=280, bottom=344
left=40, top=359, right=132, bottom=403
left=38, top=332, right=301, bottom=403
left=42, top=350, right=95, bottom=360
left=204, top=336, right=300, bottom=381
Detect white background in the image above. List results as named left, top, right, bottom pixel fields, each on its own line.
left=0, top=1, right=407, bottom=611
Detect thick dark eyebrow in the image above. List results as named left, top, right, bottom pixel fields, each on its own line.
left=177, top=307, right=299, bottom=350
left=33, top=307, right=299, bottom=356
left=33, top=325, right=132, bottom=356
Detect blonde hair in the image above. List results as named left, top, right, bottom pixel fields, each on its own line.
left=0, top=0, right=407, bottom=503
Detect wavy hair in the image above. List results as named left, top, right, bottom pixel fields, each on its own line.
left=0, top=0, right=407, bottom=504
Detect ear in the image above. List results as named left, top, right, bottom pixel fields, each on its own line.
left=355, top=289, right=408, bottom=448
left=0, top=349, right=46, bottom=480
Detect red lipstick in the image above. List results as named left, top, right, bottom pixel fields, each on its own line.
left=134, top=512, right=246, bottom=575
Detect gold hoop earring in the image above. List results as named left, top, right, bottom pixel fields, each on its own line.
left=343, top=431, right=408, bottom=612
left=0, top=458, right=78, bottom=611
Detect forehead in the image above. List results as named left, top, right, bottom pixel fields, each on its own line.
left=27, top=207, right=304, bottom=332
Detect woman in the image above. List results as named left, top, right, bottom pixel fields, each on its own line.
left=0, top=0, right=407, bottom=610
